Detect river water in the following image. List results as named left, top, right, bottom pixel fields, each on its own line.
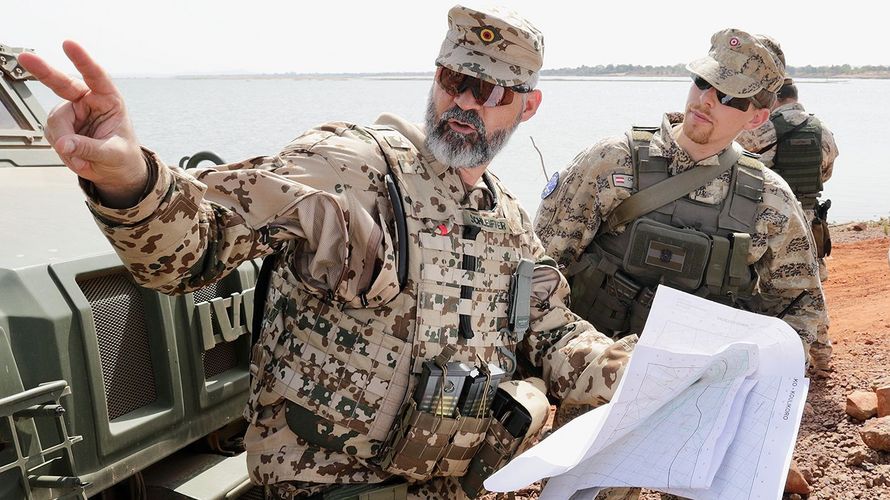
left=33, top=76, right=888, bottom=222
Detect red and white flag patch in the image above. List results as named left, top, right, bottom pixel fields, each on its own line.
left=611, top=173, right=634, bottom=189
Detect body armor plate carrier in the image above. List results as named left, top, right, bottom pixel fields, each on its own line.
left=567, top=127, right=765, bottom=337
left=771, top=113, right=823, bottom=209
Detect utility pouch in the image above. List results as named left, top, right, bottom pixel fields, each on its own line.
left=460, top=378, right=549, bottom=498
left=724, top=233, right=753, bottom=294
left=568, top=250, right=640, bottom=334
left=379, top=400, right=490, bottom=480
left=811, top=217, right=831, bottom=258
left=624, top=218, right=711, bottom=291
left=507, top=258, right=535, bottom=342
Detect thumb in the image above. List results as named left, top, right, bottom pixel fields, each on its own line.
left=56, top=134, right=130, bottom=167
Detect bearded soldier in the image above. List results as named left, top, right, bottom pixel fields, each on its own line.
left=19, top=5, right=633, bottom=499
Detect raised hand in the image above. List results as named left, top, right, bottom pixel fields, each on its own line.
left=18, top=41, right=148, bottom=208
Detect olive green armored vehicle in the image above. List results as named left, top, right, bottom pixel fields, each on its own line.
left=1, top=44, right=260, bottom=499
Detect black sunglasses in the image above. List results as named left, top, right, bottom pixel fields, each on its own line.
left=436, top=66, right=531, bottom=107
left=692, top=76, right=752, bottom=112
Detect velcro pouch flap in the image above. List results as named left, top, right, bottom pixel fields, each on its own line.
left=623, top=218, right=711, bottom=291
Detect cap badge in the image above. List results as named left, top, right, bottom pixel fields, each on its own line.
left=729, top=37, right=740, bottom=47
left=473, top=26, right=502, bottom=44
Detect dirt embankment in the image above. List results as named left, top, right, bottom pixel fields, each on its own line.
left=787, top=222, right=890, bottom=500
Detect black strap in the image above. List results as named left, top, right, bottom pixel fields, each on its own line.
left=364, top=127, right=409, bottom=291
left=251, top=253, right=279, bottom=345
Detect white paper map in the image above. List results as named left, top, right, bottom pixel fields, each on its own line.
left=485, top=286, right=809, bottom=500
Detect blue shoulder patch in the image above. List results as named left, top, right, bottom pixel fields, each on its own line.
left=541, top=171, right=560, bottom=199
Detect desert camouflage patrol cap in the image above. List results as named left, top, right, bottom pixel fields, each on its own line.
left=755, top=34, right=795, bottom=86
left=436, top=4, right=544, bottom=88
left=687, top=28, right=785, bottom=98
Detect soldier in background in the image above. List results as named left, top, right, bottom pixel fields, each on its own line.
left=19, top=5, right=633, bottom=499
left=535, top=29, right=827, bottom=373
left=736, top=36, right=839, bottom=374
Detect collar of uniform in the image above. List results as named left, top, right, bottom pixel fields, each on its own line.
left=773, top=101, right=805, bottom=115
left=462, top=174, right=497, bottom=210
left=373, top=112, right=449, bottom=177
left=652, top=113, right=724, bottom=175
left=374, top=112, right=496, bottom=209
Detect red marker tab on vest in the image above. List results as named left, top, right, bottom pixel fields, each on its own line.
left=435, top=223, right=450, bottom=236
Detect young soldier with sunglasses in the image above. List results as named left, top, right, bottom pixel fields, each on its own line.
left=536, top=29, right=827, bottom=372
left=19, top=5, right=634, bottom=499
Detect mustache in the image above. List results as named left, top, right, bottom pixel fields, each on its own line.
left=687, top=104, right=711, bottom=118
left=438, top=106, right=486, bottom=136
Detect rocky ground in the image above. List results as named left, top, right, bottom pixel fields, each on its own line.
left=779, top=221, right=890, bottom=500
left=485, top=220, right=890, bottom=500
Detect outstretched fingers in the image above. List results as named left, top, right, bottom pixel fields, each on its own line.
left=17, top=50, right=91, bottom=103
left=61, top=40, right=118, bottom=96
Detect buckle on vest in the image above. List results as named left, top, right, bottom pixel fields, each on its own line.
left=608, top=271, right=641, bottom=305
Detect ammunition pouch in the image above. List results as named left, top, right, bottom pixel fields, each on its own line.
left=460, top=378, right=549, bottom=498
left=379, top=400, right=490, bottom=481
left=377, top=378, right=548, bottom=494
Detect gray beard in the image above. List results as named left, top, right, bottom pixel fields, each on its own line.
left=424, top=94, right=520, bottom=169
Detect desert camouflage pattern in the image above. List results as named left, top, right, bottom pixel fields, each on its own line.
left=736, top=102, right=839, bottom=370
left=754, top=34, right=786, bottom=69
left=687, top=28, right=785, bottom=97
left=535, top=113, right=828, bottom=354
left=83, top=112, right=626, bottom=493
left=436, top=4, right=544, bottom=87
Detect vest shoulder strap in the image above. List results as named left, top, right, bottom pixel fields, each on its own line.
left=606, top=131, right=741, bottom=233
left=360, top=125, right=414, bottom=290
left=363, top=125, right=424, bottom=175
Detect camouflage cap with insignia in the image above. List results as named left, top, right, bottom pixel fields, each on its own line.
left=436, top=4, right=544, bottom=88
left=687, top=28, right=785, bottom=98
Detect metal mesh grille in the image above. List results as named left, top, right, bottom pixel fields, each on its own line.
left=78, top=273, right=158, bottom=420
left=203, top=342, right=238, bottom=379
left=193, top=282, right=240, bottom=379
left=193, top=282, right=220, bottom=335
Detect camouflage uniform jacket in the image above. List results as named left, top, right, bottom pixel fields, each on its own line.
left=82, top=113, right=631, bottom=486
left=735, top=102, right=839, bottom=183
left=534, top=113, right=828, bottom=348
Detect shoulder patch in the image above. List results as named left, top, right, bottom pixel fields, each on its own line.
left=541, top=171, right=560, bottom=199
left=611, top=173, right=634, bottom=189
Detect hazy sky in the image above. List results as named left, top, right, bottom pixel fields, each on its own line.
left=5, top=0, right=884, bottom=77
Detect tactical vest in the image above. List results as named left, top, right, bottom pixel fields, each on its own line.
left=771, top=113, right=823, bottom=209
left=248, top=123, right=544, bottom=491
left=567, top=127, right=765, bottom=336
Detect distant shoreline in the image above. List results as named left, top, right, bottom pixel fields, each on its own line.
left=164, top=65, right=890, bottom=80
left=168, top=72, right=889, bottom=81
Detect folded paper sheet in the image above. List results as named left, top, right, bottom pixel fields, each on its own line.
left=485, top=286, right=809, bottom=500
